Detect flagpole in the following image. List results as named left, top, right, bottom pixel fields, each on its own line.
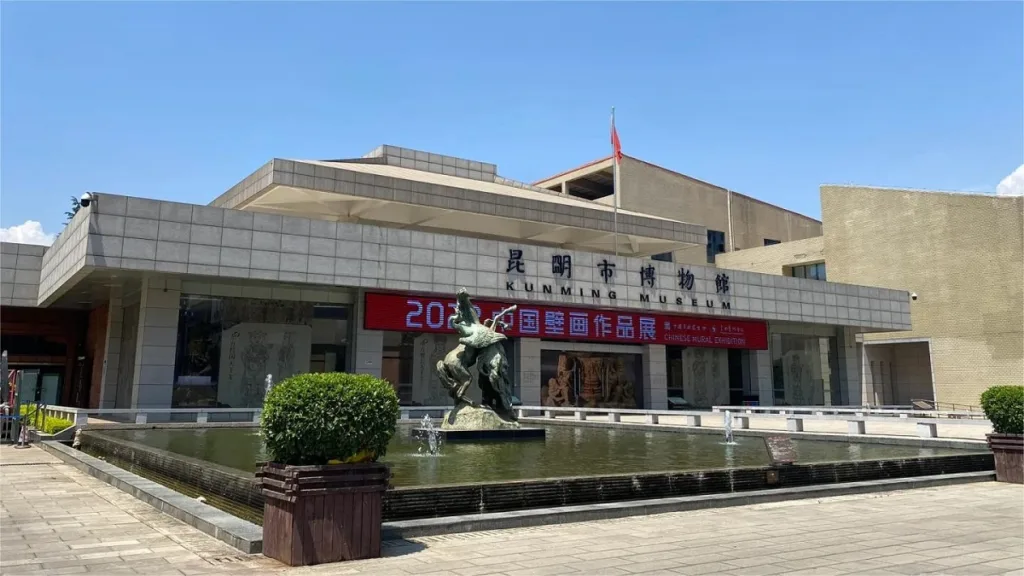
left=612, top=107, right=619, bottom=257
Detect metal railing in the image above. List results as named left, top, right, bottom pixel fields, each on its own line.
left=709, top=404, right=986, bottom=420
left=37, top=402, right=992, bottom=441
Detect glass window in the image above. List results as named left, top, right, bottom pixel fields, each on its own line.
left=651, top=252, right=673, bottom=262
left=763, top=239, right=780, bottom=246
left=770, top=333, right=840, bottom=406
left=664, top=346, right=736, bottom=409
left=172, top=296, right=350, bottom=409
left=541, top=350, right=642, bottom=409
left=382, top=331, right=516, bottom=406
left=706, top=230, right=726, bottom=263
left=788, top=263, right=827, bottom=281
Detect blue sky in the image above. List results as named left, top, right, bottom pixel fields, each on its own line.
left=2, top=1, right=1022, bottom=244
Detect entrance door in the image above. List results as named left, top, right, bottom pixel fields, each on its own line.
left=15, top=368, right=62, bottom=406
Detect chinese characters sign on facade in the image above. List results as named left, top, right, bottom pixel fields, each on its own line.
left=363, top=292, right=768, bottom=350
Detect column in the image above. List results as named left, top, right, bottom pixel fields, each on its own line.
left=836, top=327, right=862, bottom=406
left=517, top=338, right=541, bottom=406
left=642, top=344, right=667, bottom=410
left=350, top=289, right=383, bottom=378
left=751, top=349, right=774, bottom=407
left=130, top=277, right=181, bottom=409
left=99, top=289, right=124, bottom=408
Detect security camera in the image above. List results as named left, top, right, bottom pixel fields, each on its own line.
left=79, top=192, right=94, bottom=207
left=910, top=292, right=918, bottom=301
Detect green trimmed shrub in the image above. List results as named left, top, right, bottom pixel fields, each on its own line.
left=16, top=405, right=74, bottom=435
left=39, top=417, right=74, bottom=435
left=260, top=372, right=400, bottom=466
left=16, top=403, right=73, bottom=430
left=980, top=385, right=1024, bottom=435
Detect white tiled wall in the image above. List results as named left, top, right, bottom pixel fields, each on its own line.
left=1, top=242, right=45, bottom=307
left=130, top=277, right=181, bottom=409
left=517, top=338, right=542, bottom=405
left=642, top=344, right=668, bottom=410
left=53, top=193, right=912, bottom=333
left=38, top=206, right=91, bottom=304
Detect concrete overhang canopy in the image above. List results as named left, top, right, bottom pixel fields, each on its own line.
left=230, top=159, right=705, bottom=257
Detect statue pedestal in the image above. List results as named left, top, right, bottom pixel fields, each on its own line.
left=411, top=404, right=546, bottom=443
left=442, top=404, right=519, bottom=431
left=412, top=428, right=546, bottom=443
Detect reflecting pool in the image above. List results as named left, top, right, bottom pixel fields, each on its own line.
left=99, top=425, right=978, bottom=488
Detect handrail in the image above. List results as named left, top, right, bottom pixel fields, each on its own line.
left=39, top=403, right=993, bottom=430
left=515, top=405, right=991, bottom=427
left=709, top=405, right=986, bottom=419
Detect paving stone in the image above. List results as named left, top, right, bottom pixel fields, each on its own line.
left=3, top=445, right=1023, bottom=575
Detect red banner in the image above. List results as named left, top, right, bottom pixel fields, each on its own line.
left=363, top=292, right=768, bottom=350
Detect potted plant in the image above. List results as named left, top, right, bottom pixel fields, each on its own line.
left=980, top=385, right=1023, bottom=484
left=257, top=373, right=399, bottom=566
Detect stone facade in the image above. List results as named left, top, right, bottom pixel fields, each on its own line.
left=3, top=149, right=924, bottom=411
left=535, top=156, right=824, bottom=266
left=716, top=236, right=825, bottom=276
left=711, top=185, right=1023, bottom=408
left=823, top=186, right=1023, bottom=408
left=1, top=242, right=45, bottom=307
left=56, top=193, right=909, bottom=332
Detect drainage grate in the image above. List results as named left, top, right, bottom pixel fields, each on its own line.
left=208, top=555, right=250, bottom=564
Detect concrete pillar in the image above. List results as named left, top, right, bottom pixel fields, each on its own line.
left=642, top=344, right=668, bottom=410
left=130, top=277, right=181, bottom=409
left=752, top=349, right=774, bottom=407
left=99, top=289, right=124, bottom=409
left=517, top=338, right=541, bottom=406
left=351, top=289, right=383, bottom=378
left=837, top=327, right=862, bottom=406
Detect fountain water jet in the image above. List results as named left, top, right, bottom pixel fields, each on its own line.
left=723, top=410, right=737, bottom=445
left=417, top=415, right=443, bottom=456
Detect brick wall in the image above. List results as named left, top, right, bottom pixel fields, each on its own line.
left=822, top=186, right=1024, bottom=407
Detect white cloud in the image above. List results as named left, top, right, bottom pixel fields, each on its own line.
left=996, top=164, right=1024, bottom=196
left=0, top=220, right=55, bottom=246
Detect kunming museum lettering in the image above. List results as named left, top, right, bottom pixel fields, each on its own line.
left=363, top=292, right=769, bottom=350
left=501, top=248, right=733, bottom=310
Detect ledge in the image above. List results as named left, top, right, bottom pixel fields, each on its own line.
left=39, top=441, right=263, bottom=554
left=522, top=417, right=989, bottom=451
left=382, top=470, right=995, bottom=539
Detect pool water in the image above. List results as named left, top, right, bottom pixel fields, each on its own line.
left=100, top=425, right=975, bottom=488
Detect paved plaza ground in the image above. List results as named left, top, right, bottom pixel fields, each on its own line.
left=1, top=444, right=1021, bottom=576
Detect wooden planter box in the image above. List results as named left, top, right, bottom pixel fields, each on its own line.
left=987, top=433, right=1023, bottom=484
left=257, top=461, right=390, bottom=566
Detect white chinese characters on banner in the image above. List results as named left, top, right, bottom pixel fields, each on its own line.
left=545, top=310, right=565, bottom=335
left=519, top=309, right=540, bottom=334
left=569, top=312, right=589, bottom=337
left=640, top=317, right=657, bottom=340
left=616, top=315, right=635, bottom=339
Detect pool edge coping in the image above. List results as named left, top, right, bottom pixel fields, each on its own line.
left=381, top=470, right=996, bottom=539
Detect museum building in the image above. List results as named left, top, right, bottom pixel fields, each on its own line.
left=0, top=145, right=912, bottom=411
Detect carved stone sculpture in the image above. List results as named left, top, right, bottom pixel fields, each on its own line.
left=435, top=289, right=519, bottom=429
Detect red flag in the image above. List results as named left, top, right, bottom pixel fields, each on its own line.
left=611, top=118, right=623, bottom=162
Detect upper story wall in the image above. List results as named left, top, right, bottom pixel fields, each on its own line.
left=42, top=192, right=910, bottom=333
left=715, top=236, right=825, bottom=276
left=618, top=157, right=823, bottom=265
left=1, top=242, right=46, bottom=307
left=822, top=185, right=1023, bottom=404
